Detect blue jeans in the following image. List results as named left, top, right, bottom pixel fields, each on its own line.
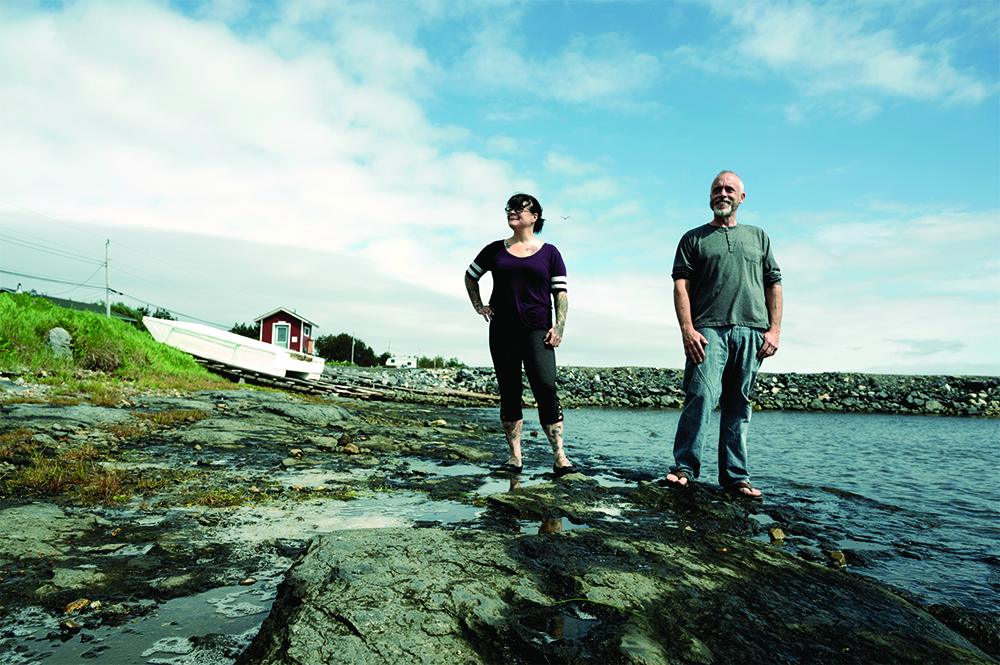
left=671, top=326, right=764, bottom=488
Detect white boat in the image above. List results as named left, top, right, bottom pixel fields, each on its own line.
left=143, top=317, right=325, bottom=381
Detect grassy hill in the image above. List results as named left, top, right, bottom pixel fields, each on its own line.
left=0, top=292, right=232, bottom=404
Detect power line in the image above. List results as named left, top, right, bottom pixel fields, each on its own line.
left=0, top=234, right=105, bottom=266
left=0, top=268, right=105, bottom=289
left=0, top=198, right=277, bottom=326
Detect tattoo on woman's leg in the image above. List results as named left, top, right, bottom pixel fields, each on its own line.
left=543, top=421, right=570, bottom=467
left=502, top=420, right=523, bottom=466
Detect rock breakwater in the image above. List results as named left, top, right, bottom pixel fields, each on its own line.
left=329, top=366, right=1000, bottom=417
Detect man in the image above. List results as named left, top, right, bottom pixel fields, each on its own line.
left=665, top=171, right=782, bottom=498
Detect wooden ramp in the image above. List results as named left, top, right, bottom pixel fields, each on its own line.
left=196, top=359, right=498, bottom=403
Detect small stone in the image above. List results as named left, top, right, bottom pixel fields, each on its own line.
left=427, top=419, right=447, bottom=427
left=342, top=443, right=360, bottom=455
left=768, top=528, right=786, bottom=543
left=239, top=577, right=257, bottom=586
left=828, top=551, right=847, bottom=568
left=337, top=433, right=353, bottom=447
left=102, top=603, right=129, bottom=616
left=65, top=598, right=89, bottom=613
left=59, top=619, right=81, bottom=633
left=289, top=449, right=303, bottom=457
left=194, top=444, right=202, bottom=451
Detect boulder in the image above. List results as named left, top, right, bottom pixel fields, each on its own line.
left=46, top=327, right=72, bottom=359
left=237, top=527, right=994, bottom=665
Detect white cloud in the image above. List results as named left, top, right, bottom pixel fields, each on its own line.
left=458, top=29, right=662, bottom=109
left=487, top=135, right=519, bottom=154
left=0, top=1, right=520, bottom=294
left=701, top=1, right=995, bottom=119
left=544, top=152, right=603, bottom=177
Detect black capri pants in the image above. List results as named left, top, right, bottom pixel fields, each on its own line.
left=488, top=316, right=563, bottom=426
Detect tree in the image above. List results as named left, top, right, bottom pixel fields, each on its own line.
left=230, top=321, right=261, bottom=340
left=315, top=333, right=386, bottom=367
left=416, top=355, right=465, bottom=369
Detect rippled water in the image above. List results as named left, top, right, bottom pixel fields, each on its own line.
left=554, top=408, right=1000, bottom=612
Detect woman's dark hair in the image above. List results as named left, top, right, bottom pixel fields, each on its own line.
left=507, top=193, right=545, bottom=233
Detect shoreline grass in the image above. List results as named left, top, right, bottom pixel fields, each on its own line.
left=0, top=292, right=235, bottom=402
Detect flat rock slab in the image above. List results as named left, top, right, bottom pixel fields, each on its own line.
left=0, top=403, right=136, bottom=429
left=0, top=504, right=110, bottom=565
left=236, top=527, right=994, bottom=665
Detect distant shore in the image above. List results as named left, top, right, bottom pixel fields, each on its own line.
left=326, top=366, right=1000, bottom=417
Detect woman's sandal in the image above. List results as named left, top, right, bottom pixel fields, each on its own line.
left=727, top=481, right=763, bottom=500
left=553, top=464, right=577, bottom=478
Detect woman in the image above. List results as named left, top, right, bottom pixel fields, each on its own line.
left=464, top=193, right=575, bottom=477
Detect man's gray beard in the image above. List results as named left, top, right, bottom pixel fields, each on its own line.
left=713, top=201, right=737, bottom=218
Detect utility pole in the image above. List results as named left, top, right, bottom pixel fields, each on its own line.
left=350, top=333, right=355, bottom=365
left=105, top=240, right=110, bottom=317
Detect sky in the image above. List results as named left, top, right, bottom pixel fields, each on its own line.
left=1, top=0, right=998, bottom=375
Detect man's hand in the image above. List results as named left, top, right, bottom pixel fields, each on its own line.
left=757, top=328, right=779, bottom=361
left=682, top=326, right=708, bottom=363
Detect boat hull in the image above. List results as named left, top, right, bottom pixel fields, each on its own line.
left=143, top=317, right=325, bottom=381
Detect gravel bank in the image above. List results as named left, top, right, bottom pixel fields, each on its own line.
left=326, top=366, right=1000, bottom=417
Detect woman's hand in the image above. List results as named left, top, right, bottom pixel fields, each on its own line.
left=544, top=327, right=562, bottom=348
left=476, top=305, right=494, bottom=322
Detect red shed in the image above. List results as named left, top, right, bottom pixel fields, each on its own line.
left=253, top=307, right=319, bottom=354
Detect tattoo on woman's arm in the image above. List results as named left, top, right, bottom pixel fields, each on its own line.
left=555, top=292, right=568, bottom=334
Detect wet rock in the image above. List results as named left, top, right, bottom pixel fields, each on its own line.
left=0, top=504, right=110, bottom=566
left=237, top=527, right=995, bottom=665
left=64, top=598, right=89, bottom=613
left=36, top=568, right=110, bottom=596
left=309, top=436, right=341, bottom=450
left=58, top=618, right=81, bottom=634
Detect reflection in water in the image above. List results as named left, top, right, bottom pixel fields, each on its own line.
left=538, top=518, right=563, bottom=534
left=518, top=613, right=598, bottom=640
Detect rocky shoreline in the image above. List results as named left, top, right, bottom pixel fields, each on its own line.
left=0, top=376, right=997, bottom=663
left=328, top=365, right=1000, bottom=417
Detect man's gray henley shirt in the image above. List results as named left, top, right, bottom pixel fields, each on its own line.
left=672, top=223, right=781, bottom=330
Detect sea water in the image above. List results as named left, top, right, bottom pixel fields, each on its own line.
left=552, top=408, right=1000, bottom=613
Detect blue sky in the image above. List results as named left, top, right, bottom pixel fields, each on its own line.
left=1, top=0, right=998, bottom=374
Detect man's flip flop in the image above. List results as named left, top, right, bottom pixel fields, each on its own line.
left=493, top=464, right=522, bottom=474
left=664, top=469, right=692, bottom=489
left=552, top=465, right=576, bottom=478
left=727, top=481, right=763, bottom=500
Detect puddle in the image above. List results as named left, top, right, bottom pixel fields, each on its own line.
left=1, top=583, right=271, bottom=664
left=518, top=611, right=600, bottom=641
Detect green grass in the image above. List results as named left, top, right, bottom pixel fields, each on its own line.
left=0, top=293, right=233, bottom=398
